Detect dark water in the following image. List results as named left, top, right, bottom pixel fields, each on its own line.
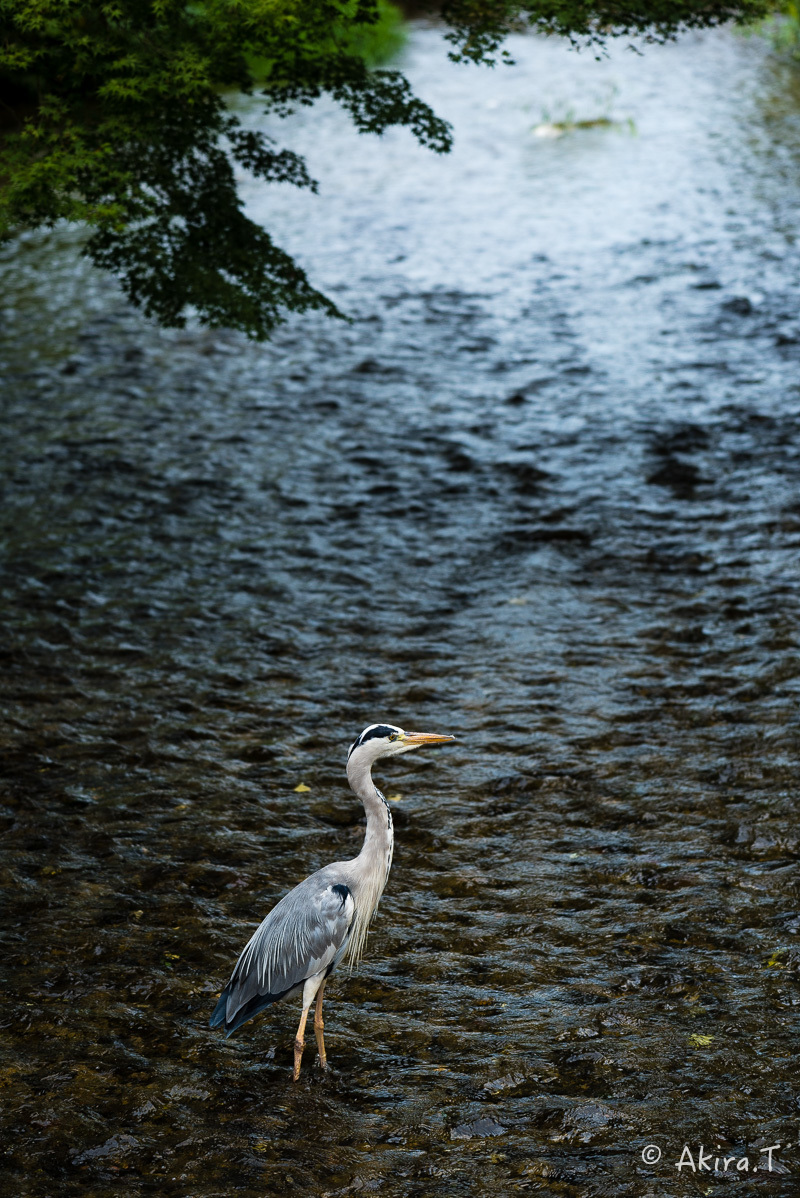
left=2, top=24, right=800, bottom=1197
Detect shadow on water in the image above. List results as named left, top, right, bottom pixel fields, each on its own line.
left=2, top=23, right=800, bottom=1198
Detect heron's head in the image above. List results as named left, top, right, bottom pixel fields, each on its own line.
left=347, top=723, right=455, bottom=764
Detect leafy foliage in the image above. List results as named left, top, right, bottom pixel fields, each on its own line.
left=0, top=0, right=770, bottom=336
left=441, top=1, right=770, bottom=63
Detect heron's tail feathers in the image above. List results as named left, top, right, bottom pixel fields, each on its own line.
left=209, top=986, right=233, bottom=1031
left=208, top=980, right=293, bottom=1037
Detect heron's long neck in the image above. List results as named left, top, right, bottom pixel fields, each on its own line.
left=345, top=754, right=394, bottom=965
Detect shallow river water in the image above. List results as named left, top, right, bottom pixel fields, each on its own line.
left=2, top=22, right=800, bottom=1198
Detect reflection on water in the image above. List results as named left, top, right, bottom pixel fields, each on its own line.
left=2, top=24, right=800, bottom=1198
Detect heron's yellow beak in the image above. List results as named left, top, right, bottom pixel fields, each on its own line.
left=400, top=731, right=456, bottom=746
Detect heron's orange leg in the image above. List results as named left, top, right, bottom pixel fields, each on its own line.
left=314, top=980, right=328, bottom=1070
left=293, top=1006, right=310, bottom=1081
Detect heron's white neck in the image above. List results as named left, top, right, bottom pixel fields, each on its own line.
left=344, top=751, right=395, bottom=967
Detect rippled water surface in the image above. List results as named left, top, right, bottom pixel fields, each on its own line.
left=2, top=24, right=800, bottom=1197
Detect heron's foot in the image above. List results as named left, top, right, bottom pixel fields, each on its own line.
left=293, top=1036, right=304, bottom=1082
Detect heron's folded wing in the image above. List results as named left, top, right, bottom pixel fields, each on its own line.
left=221, top=878, right=353, bottom=1026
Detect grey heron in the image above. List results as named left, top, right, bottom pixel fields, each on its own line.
left=209, top=723, right=455, bottom=1079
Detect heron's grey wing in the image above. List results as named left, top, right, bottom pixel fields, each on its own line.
left=210, top=875, right=354, bottom=1034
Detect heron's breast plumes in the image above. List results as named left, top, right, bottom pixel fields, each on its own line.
left=344, top=797, right=394, bottom=970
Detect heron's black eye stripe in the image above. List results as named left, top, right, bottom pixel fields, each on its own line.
left=347, top=724, right=401, bottom=758
left=359, top=725, right=396, bottom=745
